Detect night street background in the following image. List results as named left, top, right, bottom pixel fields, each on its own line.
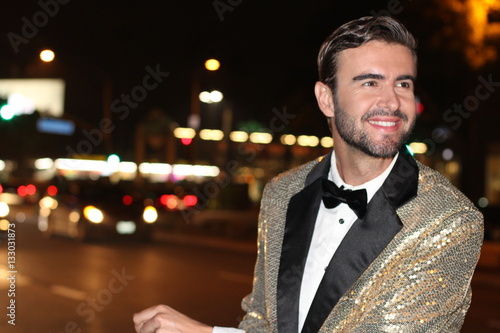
left=1, top=1, right=500, bottom=332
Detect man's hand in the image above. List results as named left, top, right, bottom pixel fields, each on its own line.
left=133, top=304, right=213, bottom=333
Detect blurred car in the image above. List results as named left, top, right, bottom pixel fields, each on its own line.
left=0, top=183, right=38, bottom=240
left=38, top=181, right=158, bottom=241
left=0, top=197, right=14, bottom=239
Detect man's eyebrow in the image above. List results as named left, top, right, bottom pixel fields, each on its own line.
left=396, top=74, right=416, bottom=82
left=352, top=73, right=416, bottom=82
left=352, top=73, right=385, bottom=81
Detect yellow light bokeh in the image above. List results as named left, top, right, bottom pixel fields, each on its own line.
left=320, top=136, right=334, bottom=148
left=199, top=129, right=224, bottom=141
left=173, top=127, right=196, bottom=139
left=83, top=205, right=103, bottom=223
left=40, top=49, right=55, bottom=62
left=297, top=135, right=320, bottom=147
left=249, top=132, right=273, bottom=144
left=143, top=206, right=158, bottom=223
left=204, top=59, right=220, bottom=71
left=230, top=131, right=248, bottom=142
left=409, top=142, right=428, bottom=154
left=280, top=134, right=296, bottom=146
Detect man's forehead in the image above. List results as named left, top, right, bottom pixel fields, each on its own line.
left=337, top=41, right=417, bottom=76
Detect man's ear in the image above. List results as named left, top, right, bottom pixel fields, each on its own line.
left=314, top=81, right=335, bottom=118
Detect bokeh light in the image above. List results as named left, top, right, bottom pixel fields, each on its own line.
left=40, top=49, right=55, bottom=62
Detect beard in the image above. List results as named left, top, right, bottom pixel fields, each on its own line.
left=333, top=95, right=415, bottom=158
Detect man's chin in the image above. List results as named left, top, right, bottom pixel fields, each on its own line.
left=360, top=143, right=401, bottom=159
left=339, top=133, right=405, bottom=158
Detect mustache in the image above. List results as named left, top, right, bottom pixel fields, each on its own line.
left=361, top=109, right=408, bottom=122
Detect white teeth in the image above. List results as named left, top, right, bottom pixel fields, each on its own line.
left=368, top=120, right=396, bottom=127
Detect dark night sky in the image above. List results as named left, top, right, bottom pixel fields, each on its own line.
left=1, top=0, right=498, bottom=159
left=0, top=1, right=414, bottom=123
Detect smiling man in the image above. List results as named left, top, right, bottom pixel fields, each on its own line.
left=133, top=16, right=484, bottom=333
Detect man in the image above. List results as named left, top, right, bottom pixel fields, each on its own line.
left=133, top=16, right=484, bottom=333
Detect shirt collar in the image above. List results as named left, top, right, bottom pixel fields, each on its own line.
left=329, top=151, right=399, bottom=203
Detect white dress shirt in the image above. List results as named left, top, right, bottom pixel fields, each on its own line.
left=215, top=152, right=399, bottom=333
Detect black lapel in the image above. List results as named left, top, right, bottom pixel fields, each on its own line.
left=276, top=153, right=332, bottom=333
left=301, top=147, right=419, bottom=333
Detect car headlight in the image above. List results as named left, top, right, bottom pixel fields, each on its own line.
left=0, top=219, right=9, bottom=231
left=39, top=196, right=58, bottom=210
left=0, top=202, right=9, bottom=218
left=83, top=205, right=104, bottom=223
left=143, top=206, right=158, bottom=223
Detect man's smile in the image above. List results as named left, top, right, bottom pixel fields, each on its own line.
left=368, top=120, right=397, bottom=127
left=366, top=116, right=402, bottom=132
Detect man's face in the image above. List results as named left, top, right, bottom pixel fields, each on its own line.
left=332, top=40, right=417, bottom=158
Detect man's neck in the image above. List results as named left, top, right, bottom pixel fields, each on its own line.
left=334, top=144, right=395, bottom=186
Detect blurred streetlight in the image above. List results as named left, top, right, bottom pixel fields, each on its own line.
left=204, top=59, right=220, bottom=71
left=40, top=49, right=55, bottom=62
left=190, top=59, right=220, bottom=129
left=189, top=58, right=223, bottom=162
left=199, top=90, right=224, bottom=104
left=0, top=105, right=15, bottom=120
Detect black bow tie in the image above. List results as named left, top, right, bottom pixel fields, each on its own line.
left=321, top=178, right=368, bottom=219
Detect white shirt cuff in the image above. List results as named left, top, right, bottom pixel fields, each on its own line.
left=213, top=326, right=245, bottom=333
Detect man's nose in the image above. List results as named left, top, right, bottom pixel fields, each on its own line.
left=376, top=86, right=401, bottom=112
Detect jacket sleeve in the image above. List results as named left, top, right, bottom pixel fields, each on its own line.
left=419, top=209, right=484, bottom=332
left=238, top=184, right=274, bottom=333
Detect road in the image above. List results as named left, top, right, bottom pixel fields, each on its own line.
left=0, top=220, right=256, bottom=333
left=0, top=215, right=499, bottom=332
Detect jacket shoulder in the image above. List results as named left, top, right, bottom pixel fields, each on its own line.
left=417, top=161, right=473, bottom=204
left=414, top=161, right=483, bottom=222
left=260, top=156, right=323, bottom=206
left=267, top=156, right=321, bottom=189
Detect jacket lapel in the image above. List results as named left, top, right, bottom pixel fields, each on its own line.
left=276, top=153, right=332, bottom=333
left=301, top=147, right=419, bottom=333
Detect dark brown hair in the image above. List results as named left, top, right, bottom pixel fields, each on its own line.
left=318, top=16, right=417, bottom=94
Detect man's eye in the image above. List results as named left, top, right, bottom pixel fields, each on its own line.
left=398, top=82, right=412, bottom=88
left=363, top=81, right=376, bottom=86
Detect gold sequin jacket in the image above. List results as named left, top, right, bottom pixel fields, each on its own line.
left=239, top=153, right=484, bottom=333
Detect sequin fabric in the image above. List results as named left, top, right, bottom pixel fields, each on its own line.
left=239, top=157, right=483, bottom=333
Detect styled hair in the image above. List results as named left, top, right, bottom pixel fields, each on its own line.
left=317, top=16, right=417, bottom=94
